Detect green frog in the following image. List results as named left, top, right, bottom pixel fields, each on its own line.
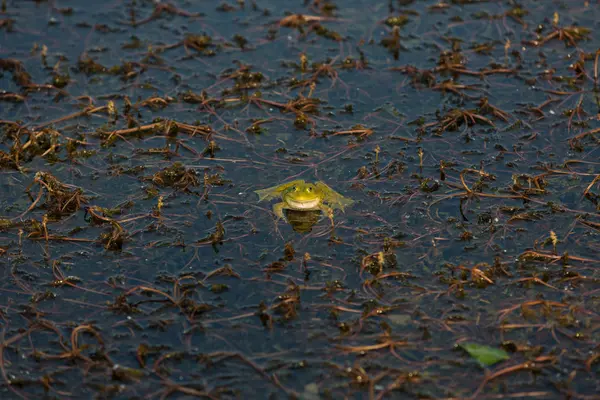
left=255, top=180, right=353, bottom=223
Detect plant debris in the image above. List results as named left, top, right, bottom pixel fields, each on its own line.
left=0, top=1, right=598, bottom=399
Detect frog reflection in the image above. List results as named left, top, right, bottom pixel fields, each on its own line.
left=284, top=209, right=322, bottom=233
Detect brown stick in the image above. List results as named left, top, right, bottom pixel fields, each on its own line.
left=35, top=106, right=108, bottom=130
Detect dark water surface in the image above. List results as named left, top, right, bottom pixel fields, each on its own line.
left=1, top=0, right=600, bottom=398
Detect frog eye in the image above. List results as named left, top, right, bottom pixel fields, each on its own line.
left=307, top=186, right=313, bottom=192
left=292, top=186, right=297, bottom=191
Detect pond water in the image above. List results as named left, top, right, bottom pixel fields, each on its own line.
left=1, top=0, right=599, bottom=398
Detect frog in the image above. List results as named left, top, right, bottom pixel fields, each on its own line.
left=254, top=180, right=353, bottom=224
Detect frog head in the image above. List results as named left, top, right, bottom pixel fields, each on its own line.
left=281, top=182, right=324, bottom=210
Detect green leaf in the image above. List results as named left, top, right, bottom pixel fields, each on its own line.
left=459, top=343, right=510, bottom=366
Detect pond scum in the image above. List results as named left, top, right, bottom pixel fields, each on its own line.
left=0, top=0, right=599, bottom=398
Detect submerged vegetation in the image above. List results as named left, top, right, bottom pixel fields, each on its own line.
left=0, top=0, right=599, bottom=398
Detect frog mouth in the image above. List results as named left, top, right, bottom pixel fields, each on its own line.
left=286, top=198, right=320, bottom=210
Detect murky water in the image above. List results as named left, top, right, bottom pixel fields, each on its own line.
left=1, top=0, right=599, bottom=398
